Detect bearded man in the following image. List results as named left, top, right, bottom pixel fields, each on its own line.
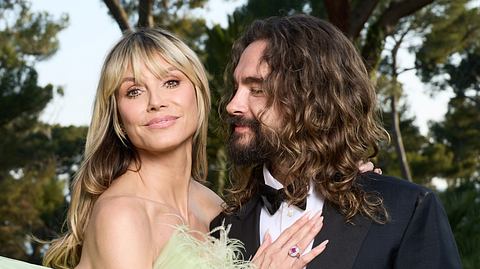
left=211, top=14, right=461, bottom=269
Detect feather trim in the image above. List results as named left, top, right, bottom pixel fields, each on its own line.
left=154, top=224, right=255, bottom=269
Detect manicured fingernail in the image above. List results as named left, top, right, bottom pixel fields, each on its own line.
left=264, top=229, right=270, bottom=241
left=305, top=211, right=313, bottom=220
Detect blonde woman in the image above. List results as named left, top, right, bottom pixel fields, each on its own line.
left=0, top=28, right=330, bottom=269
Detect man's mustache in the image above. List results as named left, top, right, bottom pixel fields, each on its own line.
left=227, top=116, right=259, bottom=130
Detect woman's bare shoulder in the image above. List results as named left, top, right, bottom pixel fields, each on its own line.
left=82, top=196, right=153, bottom=268
left=93, top=195, right=148, bottom=222
left=191, top=181, right=224, bottom=222
left=82, top=195, right=182, bottom=268
left=92, top=195, right=182, bottom=230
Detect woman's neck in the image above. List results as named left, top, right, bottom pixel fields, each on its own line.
left=132, top=143, right=193, bottom=219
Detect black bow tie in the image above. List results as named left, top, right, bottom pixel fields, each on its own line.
left=259, top=183, right=307, bottom=215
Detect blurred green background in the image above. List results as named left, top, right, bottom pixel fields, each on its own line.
left=1, top=0, right=479, bottom=267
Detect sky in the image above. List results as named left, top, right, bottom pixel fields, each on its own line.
left=31, top=0, right=247, bottom=126
left=31, top=0, right=453, bottom=136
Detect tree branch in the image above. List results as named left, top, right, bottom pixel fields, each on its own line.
left=102, top=0, right=131, bottom=32
left=398, top=66, right=416, bottom=74
left=349, top=0, right=379, bottom=39
left=390, top=25, right=410, bottom=77
left=138, top=0, right=154, bottom=28
left=379, top=0, right=434, bottom=35
left=324, top=0, right=350, bottom=35
left=361, top=0, right=434, bottom=73
left=465, top=95, right=479, bottom=106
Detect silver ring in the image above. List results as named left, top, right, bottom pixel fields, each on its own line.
left=288, top=245, right=301, bottom=258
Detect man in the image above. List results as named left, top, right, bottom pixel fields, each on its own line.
left=211, top=14, right=461, bottom=268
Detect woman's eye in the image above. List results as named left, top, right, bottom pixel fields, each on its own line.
left=126, top=88, right=142, bottom=98
left=164, top=80, right=180, bottom=89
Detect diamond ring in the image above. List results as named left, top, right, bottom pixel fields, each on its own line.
left=288, top=245, right=301, bottom=258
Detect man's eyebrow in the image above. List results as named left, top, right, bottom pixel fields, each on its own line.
left=238, top=76, right=264, bottom=85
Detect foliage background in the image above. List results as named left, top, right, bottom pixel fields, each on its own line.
left=1, top=0, right=478, bottom=267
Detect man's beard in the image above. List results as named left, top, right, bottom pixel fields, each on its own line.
left=226, top=116, right=274, bottom=166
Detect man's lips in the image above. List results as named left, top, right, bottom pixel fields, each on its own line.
left=145, top=116, right=179, bottom=128
left=233, top=125, right=251, bottom=133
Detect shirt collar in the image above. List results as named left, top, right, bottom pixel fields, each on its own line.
left=262, top=164, right=316, bottom=196
left=262, top=164, right=284, bottom=190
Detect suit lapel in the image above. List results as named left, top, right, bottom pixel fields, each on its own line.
left=213, top=194, right=262, bottom=260
left=234, top=166, right=266, bottom=259
left=234, top=195, right=262, bottom=259
left=308, top=202, right=372, bottom=269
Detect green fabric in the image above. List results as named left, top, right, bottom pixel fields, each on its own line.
left=154, top=225, right=254, bottom=269
left=0, top=257, right=49, bottom=269
left=0, top=226, right=254, bottom=269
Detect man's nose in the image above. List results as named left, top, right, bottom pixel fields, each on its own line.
left=226, top=88, right=249, bottom=116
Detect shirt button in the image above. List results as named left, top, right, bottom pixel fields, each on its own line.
left=287, top=209, right=294, bottom=217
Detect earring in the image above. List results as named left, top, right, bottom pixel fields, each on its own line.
left=120, top=124, right=127, bottom=135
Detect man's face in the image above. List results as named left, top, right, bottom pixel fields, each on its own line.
left=226, top=40, right=281, bottom=165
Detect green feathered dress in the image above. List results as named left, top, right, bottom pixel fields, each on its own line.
left=0, top=225, right=254, bottom=269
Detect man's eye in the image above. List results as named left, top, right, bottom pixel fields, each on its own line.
left=250, top=88, right=264, bottom=95
left=164, top=80, right=180, bottom=89
left=126, top=88, right=142, bottom=98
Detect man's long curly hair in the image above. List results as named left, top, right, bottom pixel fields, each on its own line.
left=222, top=14, right=389, bottom=224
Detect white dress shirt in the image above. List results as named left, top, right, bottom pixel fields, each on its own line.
left=259, top=165, right=324, bottom=258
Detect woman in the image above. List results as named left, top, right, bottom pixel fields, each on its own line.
left=0, top=28, right=328, bottom=269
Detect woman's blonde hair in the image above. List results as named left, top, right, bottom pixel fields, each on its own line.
left=43, top=28, right=211, bottom=268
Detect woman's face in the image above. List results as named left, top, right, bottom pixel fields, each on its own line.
left=116, top=55, right=199, bottom=154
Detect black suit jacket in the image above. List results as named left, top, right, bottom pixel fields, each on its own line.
left=210, top=172, right=462, bottom=268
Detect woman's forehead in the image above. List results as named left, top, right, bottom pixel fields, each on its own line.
left=122, top=55, right=180, bottom=81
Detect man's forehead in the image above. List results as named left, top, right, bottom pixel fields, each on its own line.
left=233, top=40, right=270, bottom=83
